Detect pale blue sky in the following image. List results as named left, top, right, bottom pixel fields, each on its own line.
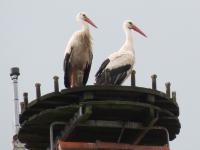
left=1, top=0, right=200, bottom=149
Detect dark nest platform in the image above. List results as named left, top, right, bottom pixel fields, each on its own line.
left=18, top=85, right=180, bottom=150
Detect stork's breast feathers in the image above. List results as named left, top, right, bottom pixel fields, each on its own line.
left=80, top=32, right=92, bottom=51
left=107, top=52, right=134, bottom=70
left=64, top=30, right=92, bottom=55
left=65, top=33, right=92, bottom=69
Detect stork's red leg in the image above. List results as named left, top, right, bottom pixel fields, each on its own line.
left=74, top=69, right=77, bottom=87
left=70, top=68, right=74, bottom=88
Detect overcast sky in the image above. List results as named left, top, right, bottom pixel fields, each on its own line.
left=1, top=0, right=200, bottom=149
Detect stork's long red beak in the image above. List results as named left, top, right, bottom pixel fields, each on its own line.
left=131, top=24, right=147, bottom=37
left=85, top=17, right=98, bottom=28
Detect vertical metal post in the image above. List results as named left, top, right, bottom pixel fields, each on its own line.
left=151, top=74, right=157, bottom=90
left=50, top=122, right=67, bottom=150
left=131, top=70, right=136, bottom=86
left=165, top=82, right=171, bottom=97
left=10, top=67, right=20, bottom=134
left=35, top=83, right=41, bottom=99
left=172, top=91, right=176, bottom=102
left=105, top=69, right=111, bottom=85
left=23, top=92, right=28, bottom=111
left=53, top=76, right=59, bottom=92
left=20, top=102, right=25, bottom=113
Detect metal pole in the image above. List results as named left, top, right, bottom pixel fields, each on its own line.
left=131, top=70, right=136, bottom=86
left=151, top=74, right=157, bottom=90
left=172, top=91, right=177, bottom=102
left=50, top=122, right=67, bottom=150
left=133, top=116, right=158, bottom=145
left=165, top=82, right=171, bottom=98
left=23, top=92, right=28, bottom=111
left=105, top=69, right=111, bottom=85
left=149, top=126, right=170, bottom=146
left=53, top=76, right=59, bottom=92
left=10, top=67, right=20, bottom=134
left=35, top=83, right=41, bottom=99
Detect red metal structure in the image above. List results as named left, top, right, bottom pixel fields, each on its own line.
left=58, top=141, right=169, bottom=150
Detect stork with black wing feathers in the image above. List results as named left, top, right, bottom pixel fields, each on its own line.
left=64, top=12, right=97, bottom=88
left=95, top=20, right=146, bottom=85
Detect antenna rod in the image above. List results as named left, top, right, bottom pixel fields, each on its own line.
left=10, top=67, right=20, bottom=134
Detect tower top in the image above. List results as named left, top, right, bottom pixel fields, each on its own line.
left=10, top=67, right=20, bottom=79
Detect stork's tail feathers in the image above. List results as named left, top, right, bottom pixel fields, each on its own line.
left=95, top=69, right=112, bottom=85
left=95, top=65, right=131, bottom=86
left=95, top=73, right=106, bottom=85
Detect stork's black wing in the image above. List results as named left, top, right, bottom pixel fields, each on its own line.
left=109, top=64, right=131, bottom=85
left=95, top=64, right=131, bottom=85
left=95, top=58, right=110, bottom=85
left=95, top=58, right=110, bottom=77
left=63, top=48, right=73, bottom=88
left=83, top=53, right=93, bottom=85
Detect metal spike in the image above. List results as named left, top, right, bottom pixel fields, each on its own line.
left=165, top=82, right=171, bottom=97
left=35, top=83, right=41, bottom=99
left=20, top=102, right=25, bottom=113
left=53, top=76, right=59, bottom=92
left=151, top=74, right=157, bottom=90
left=23, top=92, right=28, bottom=110
left=172, top=91, right=176, bottom=102
left=105, top=69, right=111, bottom=85
left=131, top=70, right=136, bottom=86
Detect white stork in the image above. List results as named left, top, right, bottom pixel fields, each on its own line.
left=64, top=12, right=97, bottom=88
left=95, top=20, right=146, bottom=85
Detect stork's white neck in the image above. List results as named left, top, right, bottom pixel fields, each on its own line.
left=120, top=28, right=134, bottom=52
left=80, top=21, right=90, bottom=32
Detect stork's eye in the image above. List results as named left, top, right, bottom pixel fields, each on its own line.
left=82, top=14, right=86, bottom=18
left=128, top=22, right=132, bottom=25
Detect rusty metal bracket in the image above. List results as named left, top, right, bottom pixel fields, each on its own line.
left=50, top=106, right=92, bottom=150
left=133, top=114, right=159, bottom=145
left=61, top=105, right=92, bottom=140
left=152, top=126, right=170, bottom=146
left=117, top=122, right=126, bottom=143
left=50, top=121, right=67, bottom=150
